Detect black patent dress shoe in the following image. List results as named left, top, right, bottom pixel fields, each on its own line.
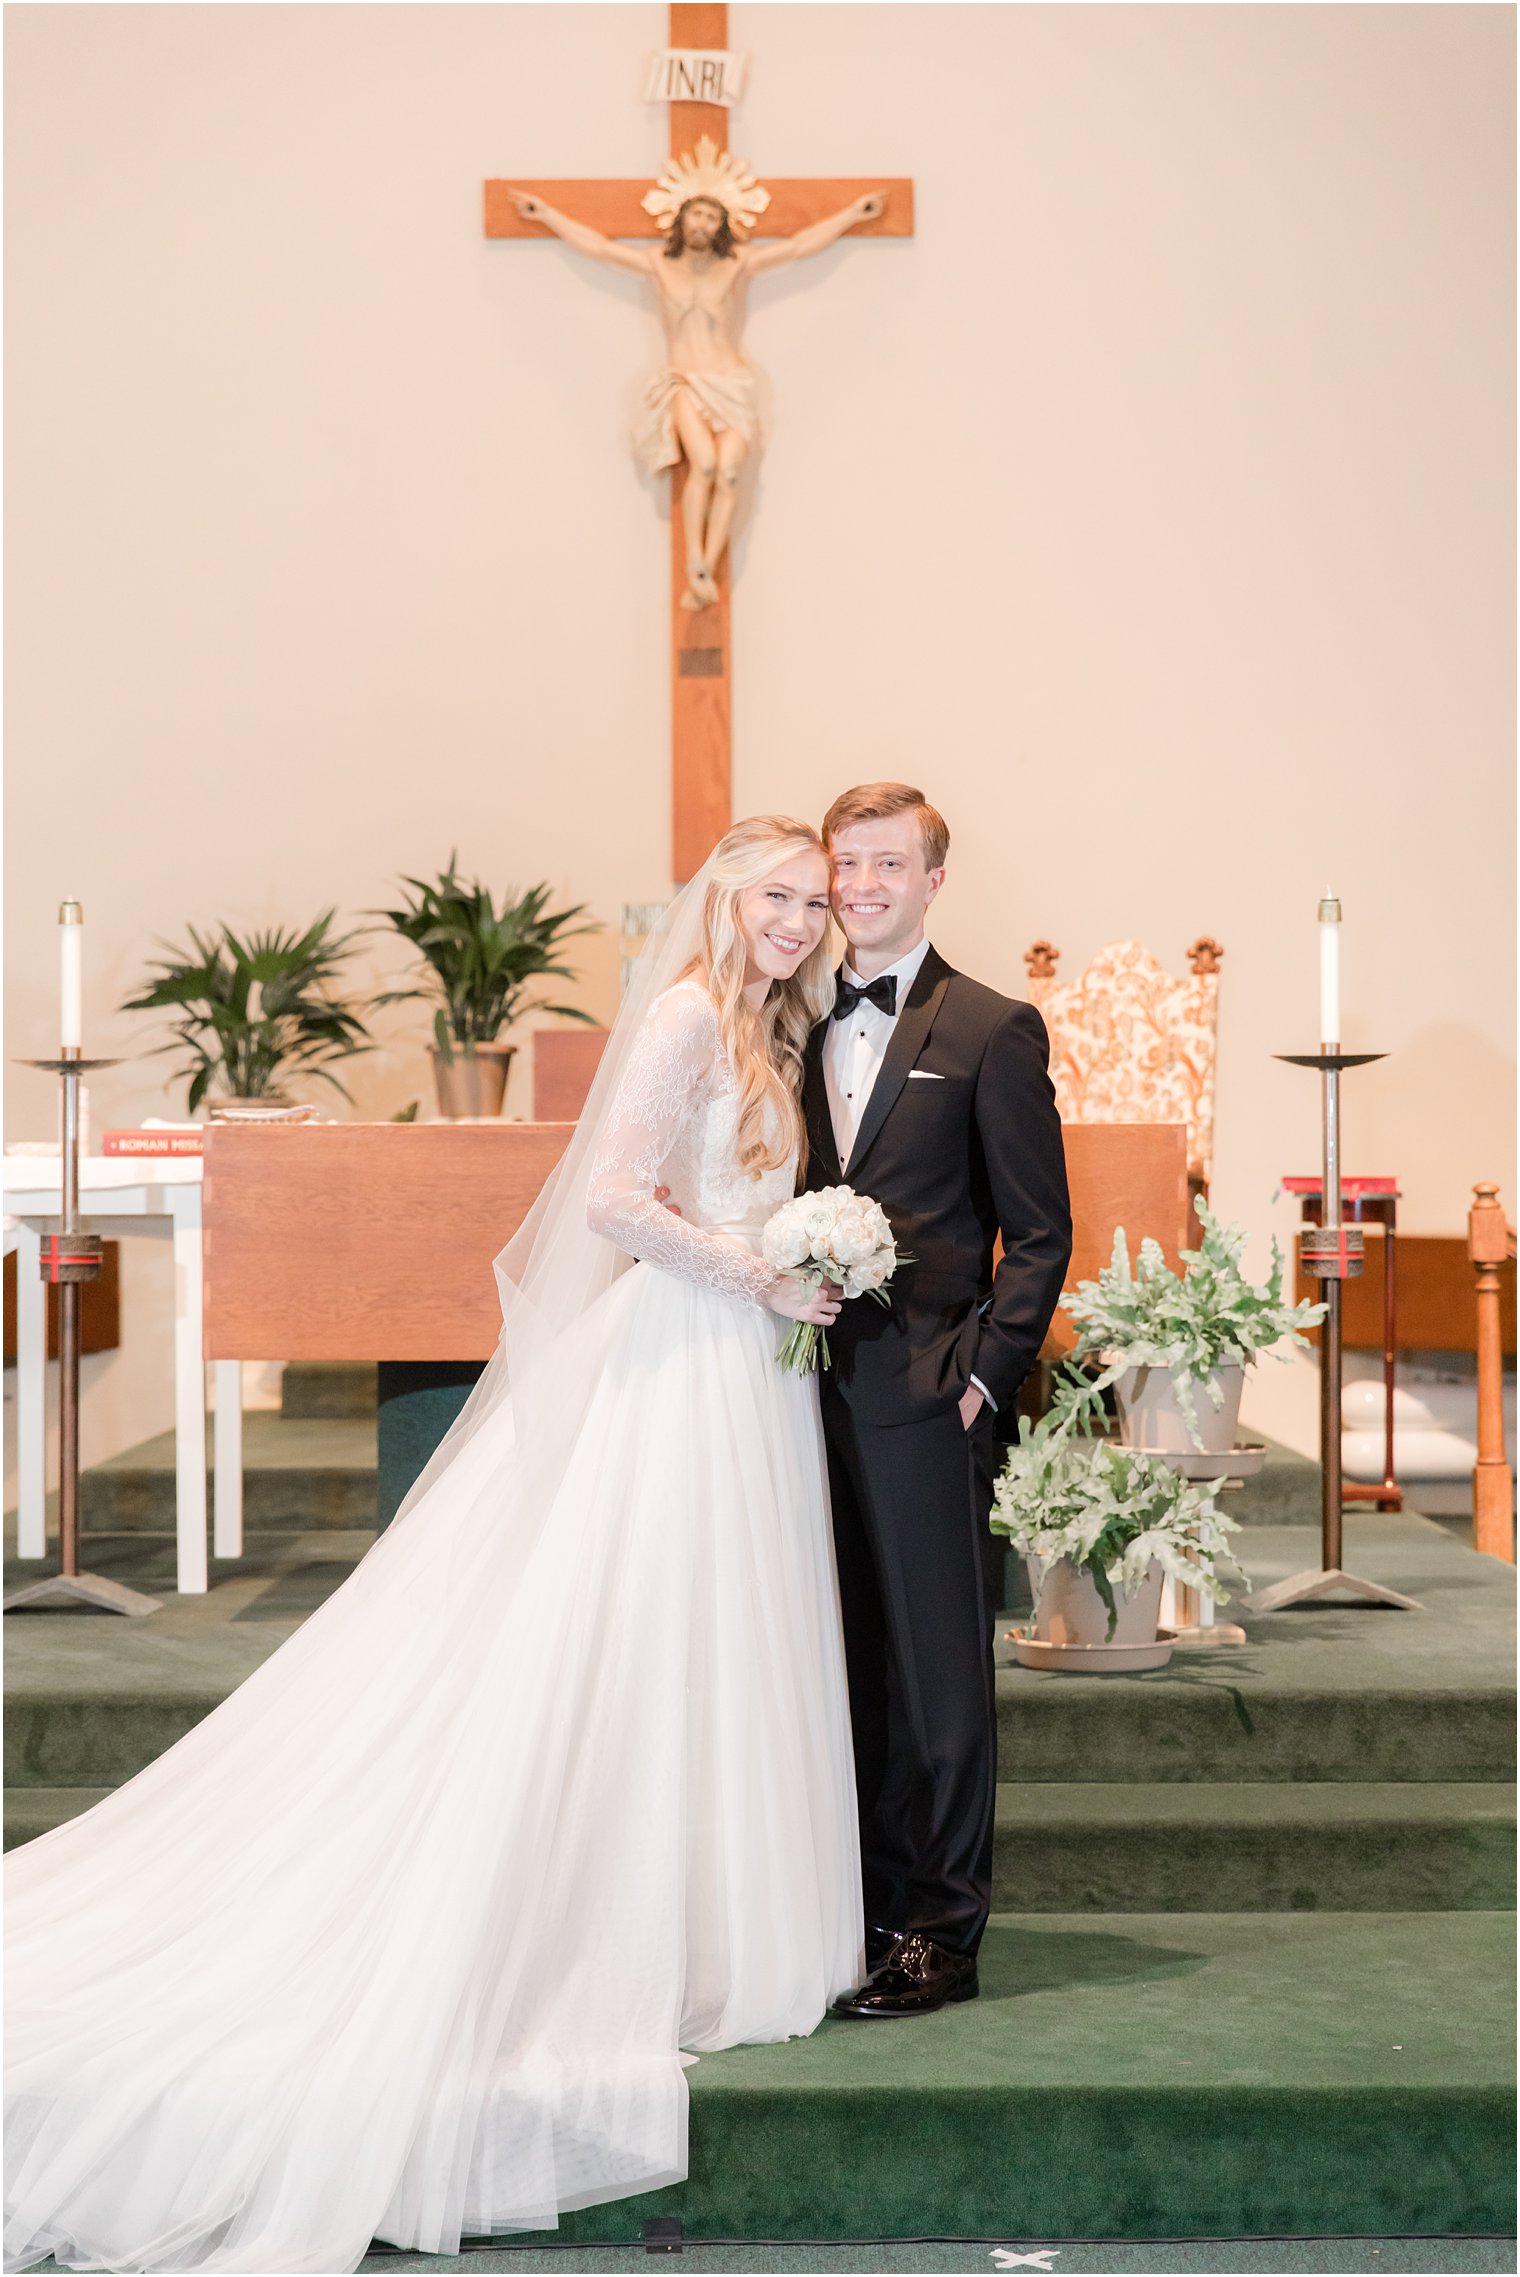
left=829, top=1932, right=979, bottom=2019
left=864, top=1924, right=906, bottom=1974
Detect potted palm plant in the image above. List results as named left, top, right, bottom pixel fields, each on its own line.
left=372, top=859, right=600, bottom=1120
left=1053, top=1202, right=1325, bottom=1455
left=120, top=914, right=374, bottom=1119
left=992, top=1411, right=1246, bottom=1655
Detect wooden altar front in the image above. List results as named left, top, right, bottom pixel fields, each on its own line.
left=201, top=1120, right=1188, bottom=1364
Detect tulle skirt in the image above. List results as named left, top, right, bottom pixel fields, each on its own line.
left=4, top=1262, right=862, bottom=2274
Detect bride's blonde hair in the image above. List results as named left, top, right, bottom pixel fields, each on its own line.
left=692, top=815, right=836, bottom=1177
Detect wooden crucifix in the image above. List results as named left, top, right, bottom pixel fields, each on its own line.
left=486, top=1, right=913, bottom=883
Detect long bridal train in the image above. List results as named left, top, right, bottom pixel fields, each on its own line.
left=5, top=978, right=862, bottom=2276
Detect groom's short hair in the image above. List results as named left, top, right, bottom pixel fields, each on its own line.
left=822, top=783, right=950, bottom=870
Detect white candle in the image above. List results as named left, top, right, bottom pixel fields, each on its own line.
left=59, top=899, right=83, bottom=1051
left=1318, top=890, right=1341, bottom=1049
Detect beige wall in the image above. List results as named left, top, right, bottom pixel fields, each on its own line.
left=5, top=3, right=1513, bottom=1483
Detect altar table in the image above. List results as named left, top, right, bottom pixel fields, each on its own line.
left=200, top=1119, right=1188, bottom=1362
left=6, top=1111, right=1188, bottom=1596
left=206, top=1118, right=1190, bottom=1583
left=4, top=1155, right=239, bottom=1593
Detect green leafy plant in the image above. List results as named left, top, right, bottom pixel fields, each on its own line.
left=120, top=914, right=374, bottom=1112
left=1051, top=1200, right=1325, bottom=1443
left=371, top=859, right=600, bottom=1062
left=992, top=1411, right=1246, bottom=1639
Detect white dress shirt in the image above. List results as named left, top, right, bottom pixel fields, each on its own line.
left=822, top=936, right=933, bottom=1167
left=822, top=936, right=994, bottom=1412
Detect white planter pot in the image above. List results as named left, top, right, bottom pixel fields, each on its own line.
left=1113, top=1361, right=1244, bottom=1455
left=1033, top=1556, right=1166, bottom=1648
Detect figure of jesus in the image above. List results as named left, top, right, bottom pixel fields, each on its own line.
left=508, top=180, right=885, bottom=608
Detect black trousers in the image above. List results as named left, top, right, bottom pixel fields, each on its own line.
left=821, top=1385, right=1002, bottom=1957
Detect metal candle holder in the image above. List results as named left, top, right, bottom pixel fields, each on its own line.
left=1244, top=1047, right=1420, bottom=1615
left=4, top=1045, right=162, bottom=1617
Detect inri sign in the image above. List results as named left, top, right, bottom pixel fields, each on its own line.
left=643, top=48, right=749, bottom=107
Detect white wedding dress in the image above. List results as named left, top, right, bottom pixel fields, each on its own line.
left=4, top=974, right=862, bottom=2276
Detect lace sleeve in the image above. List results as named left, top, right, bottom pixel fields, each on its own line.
left=585, top=986, right=779, bottom=1304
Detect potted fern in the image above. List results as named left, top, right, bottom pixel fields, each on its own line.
left=993, top=1411, right=1246, bottom=1649
left=372, top=859, right=599, bottom=1120
left=120, top=914, right=373, bottom=1119
left=1054, top=1203, right=1325, bottom=1455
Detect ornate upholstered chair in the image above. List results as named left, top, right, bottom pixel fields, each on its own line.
left=1023, top=937, right=1224, bottom=1193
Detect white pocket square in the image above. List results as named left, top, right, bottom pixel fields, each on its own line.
left=908, top=1069, right=945, bottom=1080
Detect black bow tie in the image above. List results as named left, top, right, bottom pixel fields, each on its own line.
left=833, top=973, right=898, bottom=1022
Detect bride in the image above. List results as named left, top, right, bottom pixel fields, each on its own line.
left=5, top=816, right=863, bottom=2277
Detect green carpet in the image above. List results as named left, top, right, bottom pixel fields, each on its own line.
left=996, top=1517, right=1515, bottom=1785
left=76, top=1412, right=377, bottom=1531
left=281, top=1362, right=379, bottom=1419
left=1210, top=1435, right=1322, bottom=1527
left=3, top=1527, right=365, bottom=1791
left=8, top=1517, right=1511, bottom=1794
left=358, top=2244, right=1518, bottom=2275
left=12, top=1772, right=1512, bottom=1909
left=5, top=1423, right=1513, bottom=2251
left=376, top=1914, right=1512, bottom=2246
left=992, top=1783, right=1514, bottom=1911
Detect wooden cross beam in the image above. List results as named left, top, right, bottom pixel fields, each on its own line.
left=484, top=179, right=913, bottom=245
left=486, top=1, right=913, bottom=883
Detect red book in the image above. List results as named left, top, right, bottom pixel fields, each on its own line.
left=102, top=1130, right=205, bottom=1157
left=1281, top=1175, right=1398, bottom=1198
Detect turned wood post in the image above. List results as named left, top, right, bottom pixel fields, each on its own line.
left=1468, top=1181, right=1515, bottom=1563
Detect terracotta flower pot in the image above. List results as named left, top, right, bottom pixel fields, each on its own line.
left=1113, top=1360, right=1244, bottom=1454
left=429, top=1042, right=515, bottom=1121
left=1033, top=1555, right=1166, bottom=1648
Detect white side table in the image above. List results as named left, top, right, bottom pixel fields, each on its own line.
left=3, top=1156, right=243, bottom=1594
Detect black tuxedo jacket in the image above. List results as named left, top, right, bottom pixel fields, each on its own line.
left=802, top=947, right=1072, bottom=1424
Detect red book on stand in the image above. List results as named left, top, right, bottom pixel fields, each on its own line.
left=1281, top=1176, right=1398, bottom=1199
left=102, top=1130, right=205, bottom=1158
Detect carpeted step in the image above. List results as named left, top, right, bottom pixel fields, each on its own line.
left=4, top=1786, right=112, bottom=1850
left=990, top=1782, right=1515, bottom=1912
left=281, top=1363, right=378, bottom=1419
left=4, top=1530, right=365, bottom=1791
left=9, top=1518, right=1511, bottom=1795
left=1213, top=1436, right=1323, bottom=1526
left=12, top=1765, right=1508, bottom=1915
left=7, top=1682, right=238, bottom=1789
left=997, top=1516, right=1516, bottom=1784
left=16, top=1664, right=1511, bottom=1796
left=996, top=1667, right=1516, bottom=1784
left=503, top=1912, right=1515, bottom=2243
left=78, top=1413, right=377, bottom=1533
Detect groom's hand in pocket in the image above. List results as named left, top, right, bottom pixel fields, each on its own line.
left=958, top=1384, right=985, bottom=1432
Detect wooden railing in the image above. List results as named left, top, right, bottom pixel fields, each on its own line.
left=1469, top=1181, right=1516, bottom=1562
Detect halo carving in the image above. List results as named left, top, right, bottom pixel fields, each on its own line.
left=641, top=136, right=771, bottom=234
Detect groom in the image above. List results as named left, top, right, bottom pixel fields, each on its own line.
left=804, top=782, right=1071, bottom=2018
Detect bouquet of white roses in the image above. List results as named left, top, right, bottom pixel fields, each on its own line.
left=761, top=1184, right=906, bottom=1374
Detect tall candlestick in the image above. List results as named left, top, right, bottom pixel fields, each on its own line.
left=1318, top=890, right=1340, bottom=1050
left=1253, top=1032, right=1420, bottom=1615
left=4, top=1027, right=158, bottom=1611
left=59, top=899, right=83, bottom=1052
